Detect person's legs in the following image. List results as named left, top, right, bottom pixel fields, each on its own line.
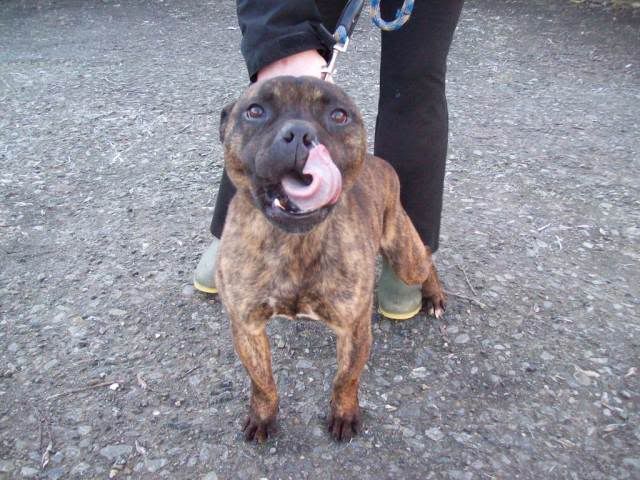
left=375, top=0, right=463, bottom=319
left=193, top=170, right=235, bottom=293
left=375, top=0, right=463, bottom=252
left=210, top=169, right=236, bottom=239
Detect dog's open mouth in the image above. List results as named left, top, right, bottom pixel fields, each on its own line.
left=264, top=181, right=309, bottom=216
left=279, top=144, right=342, bottom=213
left=256, top=144, right=343, bottom=231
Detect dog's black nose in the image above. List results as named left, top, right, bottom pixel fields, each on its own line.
left=281, top=122, right=316, bottom=149
left=258, top=121, right=318, bottom=181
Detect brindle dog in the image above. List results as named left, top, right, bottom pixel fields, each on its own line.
left=215, top=76, right=446, bottom=442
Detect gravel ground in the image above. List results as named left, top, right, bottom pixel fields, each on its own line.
left=1, top=1, right=639, bottom=479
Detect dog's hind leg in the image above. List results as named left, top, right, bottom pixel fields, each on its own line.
left=230, top=307, right=278, bottom=443
left=380, top=174, right=446, bottom=318
left=327, top=307, right=372, bottom=441
left=421, top=255, right=447, bottom=318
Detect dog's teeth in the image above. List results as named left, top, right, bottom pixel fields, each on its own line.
left=273, top=197, right=286, bottom=210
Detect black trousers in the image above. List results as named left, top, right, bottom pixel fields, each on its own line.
left=211, top=0, right=463, bottom=252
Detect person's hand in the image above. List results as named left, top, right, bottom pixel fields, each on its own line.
left=257, top=49, right=331, bottom=83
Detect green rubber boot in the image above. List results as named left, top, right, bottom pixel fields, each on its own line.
left=193, top=237, right=220, bottom=294
left=377, top=258, right=422, bottom=320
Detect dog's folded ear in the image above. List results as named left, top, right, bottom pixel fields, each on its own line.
left=219, top=102, right=236, bottom=143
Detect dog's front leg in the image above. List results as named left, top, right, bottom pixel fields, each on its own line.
left=327, top=310, right=372, bottom=441
left=230, top=310, right=278, bottom=443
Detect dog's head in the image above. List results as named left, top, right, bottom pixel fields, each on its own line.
left=219, top=76, right=366, bottom=233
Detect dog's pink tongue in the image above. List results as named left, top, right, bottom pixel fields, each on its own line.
left=281, top=144, right=342, bottom=212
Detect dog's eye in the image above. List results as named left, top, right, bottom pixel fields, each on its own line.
left=246, top=104, right=265, bottom=120
left=330, top=108, right=349, bottom=124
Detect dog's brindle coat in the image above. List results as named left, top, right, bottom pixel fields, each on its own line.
left=216, top=77, right=446, bottom=442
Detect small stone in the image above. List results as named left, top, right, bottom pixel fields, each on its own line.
left=623, top=458, right=640, bottom=470
left=182, top=285, right=195, bottom=297
left=589, top=357, right=608, bottom=365
left=78, top=425, right=91, bottom=435
left=452, top=432, right=473, bottom=444
left=454, top=334, right=470, bottom=344
left=0, top=460, right=14, bottom=473
left=410, top=367, right=427, bottom=379
left=109, top=383, right=120, bottom=391
left=46, top=467, right=65, bottom=480
left=573, top=370, right=591, bottom=387
left=295, top=359, right=313, bottom=369
left=202, top=472, right=219, bottom=480
left=425, top=427, right=444, bottom=442
left=21, top=467, right=39, bottom=478
left=145, top=458, right=168, bottom=473
left=108, top=309, right=127, bottom=317
left=540, top=351, right=554, bottom=361
left=51, top=451, right=65, bottom=465
left=99, top=444, right=132, bottom=461
left=71, top=463, right=91, bottom=476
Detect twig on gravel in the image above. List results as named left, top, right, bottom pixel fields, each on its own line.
left=1, top=76, right=13, bottom=91
left=34, top=406, right=54, bottom=469
left=101, top=76, right=118, bottom=85
left=537, top=223, right=552, bottom=232
left=135, top=439, right=148, bottom=456
left=47, top=380, right=120, bottom=400
left=41, top=440, right=53, bottom=469
left=438, top=323, right=450, bottom=347
left=4, top=248, right=58, bottom=257
left=457, top=264, right=478, bottom=296
left=199, top=148, right=215, bottom=157
left=136, top=372, right=148, bottom=390
left=445, top=290, right=489, bottom=309
left=555, top=235, right=563, bottom=250
left=178, top=365, right=201, bottom=380
left=176, top=122, right=192, bottom=134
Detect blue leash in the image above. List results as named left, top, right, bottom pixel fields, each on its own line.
left=321, top=0, right=414, bottom=80
left=370, top=0, right=415, bottom=31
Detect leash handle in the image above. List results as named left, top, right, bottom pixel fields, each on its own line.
left=321, top=0, right=365, bottom=81
left=370, top=0, right=414, bottom=31
left=334, top=0, right=365, bottom=48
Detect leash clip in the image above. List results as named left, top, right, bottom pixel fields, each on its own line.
left=321, top=34, right=350, bottom=82
left=321, top=0, right=363, bottom=82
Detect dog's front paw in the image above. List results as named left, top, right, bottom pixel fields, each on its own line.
left=328, top=403, right=361, bottom=442
left=243, top=410, right=277, bottom=443
left=422, top=266, right=447, bottom=319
